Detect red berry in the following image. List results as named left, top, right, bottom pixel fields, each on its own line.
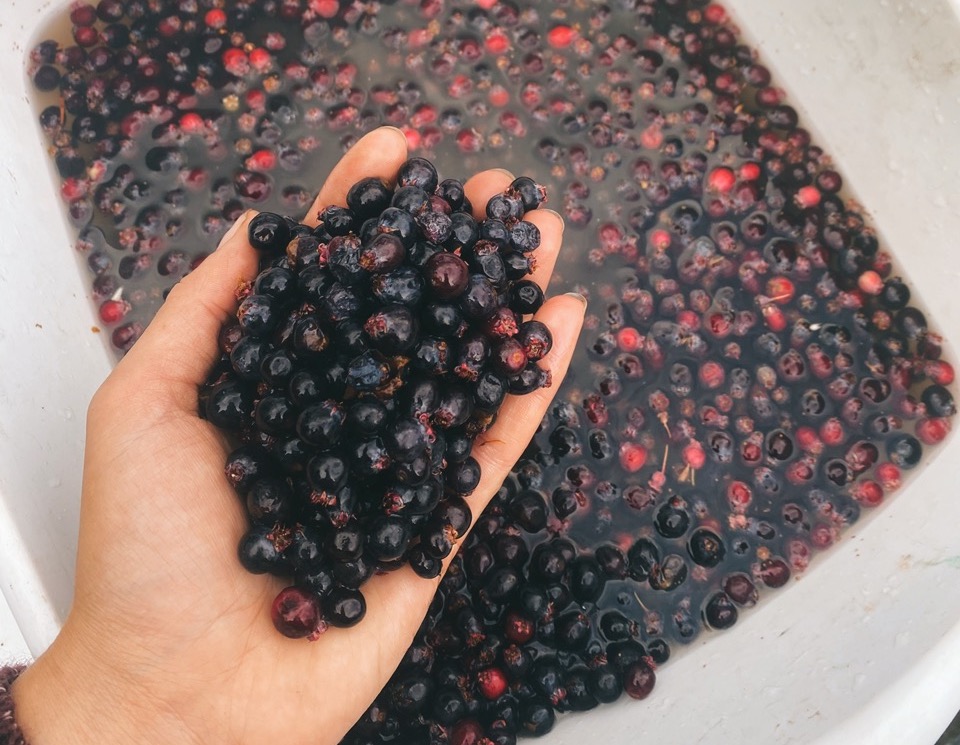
left=246, top=149, right=277, bottom=172
left=488, top=85, right=510, bottom=107
left=99, top=298, right=130, bottom=324
left=271, top=586, right=323, bottom=639
left=704, top=3, right=728, bottom=24
left=819, top=418, right=845, bottom=447
left=476, top=667, right=508, bottom=700
left=486, top=32, right=509, bottom=54
left=249, top=48, right=273, bottom=72
left=916, top=417, right=951, bottom=445
left=739, top=162, right=761, bottom=181
left=707, top=167, right=735, bottom=194
left=795, top=185, right=821, bottom=208
left=547, top=25, right=576, bottom=49
left=765, top=276, right=795, bottom=304
left=876, top=462, right=902, bottom=490
left=311, top=0, right=340, bottom=18
left=619, top=443, right=647, bottom=473
left=179, top=112, right=205, bottom=133
left=852, top=480, right=884, bottom=508
left=727, top=481, right=752, bottom=511
left=698, top=360, right=725, bottom=389
left=795, top=426, right=822, bottom=454
left=858, top=270, right=883, bottom=295
left=616, top=327, right=642, bottom=352
left=924, top=360, right=955, bottom=386
left=204, top=8, right=227, bottom=28
left=682, top=441, right=706, bottom=469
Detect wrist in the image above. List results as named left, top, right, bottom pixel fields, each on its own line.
left=11, top=618, right=197, bottom=745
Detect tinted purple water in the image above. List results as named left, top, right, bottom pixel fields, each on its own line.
left=26, top=0, right=956, bottom=740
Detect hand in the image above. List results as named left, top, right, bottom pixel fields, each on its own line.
left=12, top=127, right=586, bottom=745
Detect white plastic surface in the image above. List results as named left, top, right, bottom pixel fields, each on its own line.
left=1, top=1, right=959, bottom=743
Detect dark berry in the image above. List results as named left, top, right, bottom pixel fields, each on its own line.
left=623, top=661, right=656, bottom=700
left=205, top=379, right=253, bottom=429
left=324, top=587, right=367, bottom=627
left=425, top=252, right=470, bottom=300
left=347, top=177, right=392, bottom=219
left=238, top=525, right=289, bottom=575
left=509, top=220, right=540, bottom=253
left=509, top=280, right=545, bottom=315
left=703, top=591, right=739, bottom=629
left=398, top=157, right=440, bottom=193
left=688, top=528, right=726, bottom=567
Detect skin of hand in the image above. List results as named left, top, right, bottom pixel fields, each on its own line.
left=12, top=127, right=586, bottom=745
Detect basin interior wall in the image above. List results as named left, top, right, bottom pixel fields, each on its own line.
left=0, top=1, right=959, bottom=743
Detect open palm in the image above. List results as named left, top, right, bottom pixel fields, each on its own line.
left=14, top=127, right=585, bottom=745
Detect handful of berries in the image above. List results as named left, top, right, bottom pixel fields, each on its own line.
left=200, top=157, right=555, bottom=638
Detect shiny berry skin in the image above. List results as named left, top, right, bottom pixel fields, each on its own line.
left=922, top=384, right=956, bottom=418
left=460, top=274, right=499, bottom=320
left=493, top=339, right=529, bottom=376
left=398, top=156, right=440, bottom=193
left=359, top=232, right=406, bottom=273
left=703, top=591, right=739, bottom=629
left=887, top=434, right=923, bottom=468
left=688, top=528, right=726, bottom=567
left=424, top=252, right=470, bottom=300
left=508, top=363, right=550, bottom=394
left=477, top=667, right=508, bottom=700
left=409, top=546, right=442, bottom=578
left=366, top=515, right=412, bottom=561
left=509, top=280, right=545, bottom=315
left=590, top=665, right=623, bottom=703
left=224, top=446, right=271, bottom=495
left=205, top=379, right=253, bottom=429
left=384, top=418, right=429, bottom=462
left=323, top=586, right=367, bottom=627
left=316, top=205, right=356, bottom=237
left=434, top=385, right=474, bottom=428
left=346, top=177, right=392, bottom=219
left=237, top=294, right=277, bottom=337
left=238, top=525, right=289, bottom=575
left=364, top=305, right=419, bottom=353
left=248, top=211, right=291, bottom=253
left=474, top=371, right=508, bottom=410
left=271, top=586, right=323, bottom=639
left=517, top=320, right=553, bottom=361
left=510, top=176, right=546, bottom=211
left=450, top=456, right=481, bottom=495
left=297, top=400, right=345, bottom=449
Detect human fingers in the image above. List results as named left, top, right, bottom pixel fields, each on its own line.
left=103, top=211, right=259, bottom=415
left=303, top=126, right=409, bottom=226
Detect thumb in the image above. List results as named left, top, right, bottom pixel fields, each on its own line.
left=109, top=211, right=260, bottom=414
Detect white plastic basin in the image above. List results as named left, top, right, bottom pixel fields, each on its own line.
left=1, top=1, right=959, bottom=742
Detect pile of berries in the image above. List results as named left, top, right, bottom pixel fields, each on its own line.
left=26, top=0, right=958, bottom=741
left=200, top=157, right=554, bottom=637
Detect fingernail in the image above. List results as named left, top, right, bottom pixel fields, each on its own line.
left=218, top=210, right=252, bottom=249
left=541, top=208, right=565, bottom=235
left=377, top=125, right=408, bottom=143
left=564, top=292, right=588, bottom=309
left=490, top=167, right=515, bottom=180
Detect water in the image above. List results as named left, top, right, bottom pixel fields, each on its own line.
left=25, top=0, right=957, bottom=739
